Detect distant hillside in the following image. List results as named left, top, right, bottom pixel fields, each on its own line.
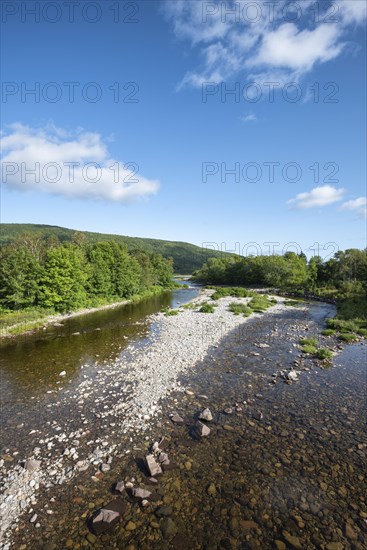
left=0, top=224, right=229, bottom=274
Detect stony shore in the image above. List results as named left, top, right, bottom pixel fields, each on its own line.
left=0, top=289, right=290, bottom=548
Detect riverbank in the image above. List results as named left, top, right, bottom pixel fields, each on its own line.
left=0, top=286, right=174, bottom=340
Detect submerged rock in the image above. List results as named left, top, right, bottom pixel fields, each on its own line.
left=114, top=481, right=125, bottom=493
left=193, top=420, right=211, bottom=437
left=131, top=487, right=152, bottom=500
left=145, top=454, right=162, bottom=477
left=89, top=499, right=127, bottom=535
left=199, top=408, right=213, bottom=422
left=23, top=459, right=41, bottom=472
left=160, top=517, right=177, bottom=539
left=170, top=413, right=184, bottom=424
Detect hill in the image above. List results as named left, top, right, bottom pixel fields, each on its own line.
left=0, top=223, right=229, bottom=274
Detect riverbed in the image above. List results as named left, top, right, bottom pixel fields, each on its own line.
left=0, top=289, right=366, bottom=549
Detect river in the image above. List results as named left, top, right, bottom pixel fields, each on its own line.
left=0, top=291, right=366, bottom=549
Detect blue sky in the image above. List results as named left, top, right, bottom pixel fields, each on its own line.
left=1, top=0, right=366, bottom=258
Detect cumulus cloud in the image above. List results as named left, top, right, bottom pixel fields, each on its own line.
left=248, top=23, right=343, bottom=72
left=0, top=123, right=159, bottom=203
left=287, top=185, right=346, bottom=209
left=164, top=0, right=366, bottom=88
left=341, top=197, right=367, bottom=218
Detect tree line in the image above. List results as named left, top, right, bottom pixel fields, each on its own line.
left=0, top=233, right=174, bottom=312
left=193, top=249, right=367, bottom=299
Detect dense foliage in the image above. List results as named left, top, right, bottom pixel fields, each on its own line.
left=194, top=249, right=367, bottom=319
left=0, top=233, right=174, bottom=313
left=0, top=223, right=230, bottom=274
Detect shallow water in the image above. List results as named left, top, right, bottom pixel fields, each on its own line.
left=4, top=301, right=367, bottom=550
left=0, top=285, right=200, bottom=456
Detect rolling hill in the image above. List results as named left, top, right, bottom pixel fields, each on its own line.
left=0, top=223, right=229, bottom=274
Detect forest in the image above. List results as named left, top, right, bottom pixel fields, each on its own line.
left=0, top=232, right=174, bottom=314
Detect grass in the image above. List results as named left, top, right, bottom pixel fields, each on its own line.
left=316, top=348, right=334, bottom=360
left=301, top=344, right=318, bottom=355
left=228, top=303, right=253, bottom=317
left=248, top=295, right=275, bottom=312
left=181, top=302, right=196, bottom=310
left=211, top=287, right=256, bottom=300
left=338, top=332, right=359, bottom=342
left=321, top=329, right=336, bottom=336
left=163, top=307, right=179, bottom=316
left=299, top=337, right=318, bottom=347
left=283, top=299, right=304, bottom=307
left=199, top=302, right=216, bottom=313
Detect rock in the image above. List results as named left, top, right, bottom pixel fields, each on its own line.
left=131, top=487, right=152, bottom=500
left=86, top=533, right=97, bottom=544
left=185, top=390, right=194, bottom=396
left=76, top=460, right=89, bottom=472
left=24, top=459, right=41, bottom=472
left=59, top=371, right=66, bottom=376
left=224, top=408, right=233, bottom=415
left=93, top=509, right=119, bottom=524
left=125, top=521, right=137, bottom=531
left=100, top=463, right=111, bottom=473
left=158, top=452, right=170, bottom=466
left=193, top=420, right=211, bottom=437
left=199, top=408, right=213, bottom=422
left=145, top=454, right=162, bottom=477
left=223, top=424, right=235, bottom=431
left=114, top=481, right=125, bottom=493
left=184, top=461, right=192, bottom=470
left=170, top=413, right=184, bottom=424
left=30, top=514, right=37, bottom=523
left=345, top=522, right=358, bottom=540
left=89, top=499, right=127, bottom=535
left=160, top=517, right=177, bottom=539
left=287, top=370, right=298, bottom=381
left=156, top=505, right=173, bottom=517
left=326, top=543, right=344, bottom=550
left=207, top=483, right=216, bottom=496
left=274, top=541, right=286, bottom=550
left=282, top=531, right=302, bottom=550
left=241, top=520, right=258, bottom=530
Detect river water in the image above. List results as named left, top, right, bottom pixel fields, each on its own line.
left=1, top=293, right=366, bottom=549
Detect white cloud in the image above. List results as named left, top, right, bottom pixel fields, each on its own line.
left=164, top=0, right=366, bottom=88
left=287, top=185, right=346, bottom=209
left=248, top=23, right=343, bottom=72
left=0, top=124, right=159, bottom=203
left=241, top=113, right=257, bottom=123
left=341, top=197, right=367, bottom=218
